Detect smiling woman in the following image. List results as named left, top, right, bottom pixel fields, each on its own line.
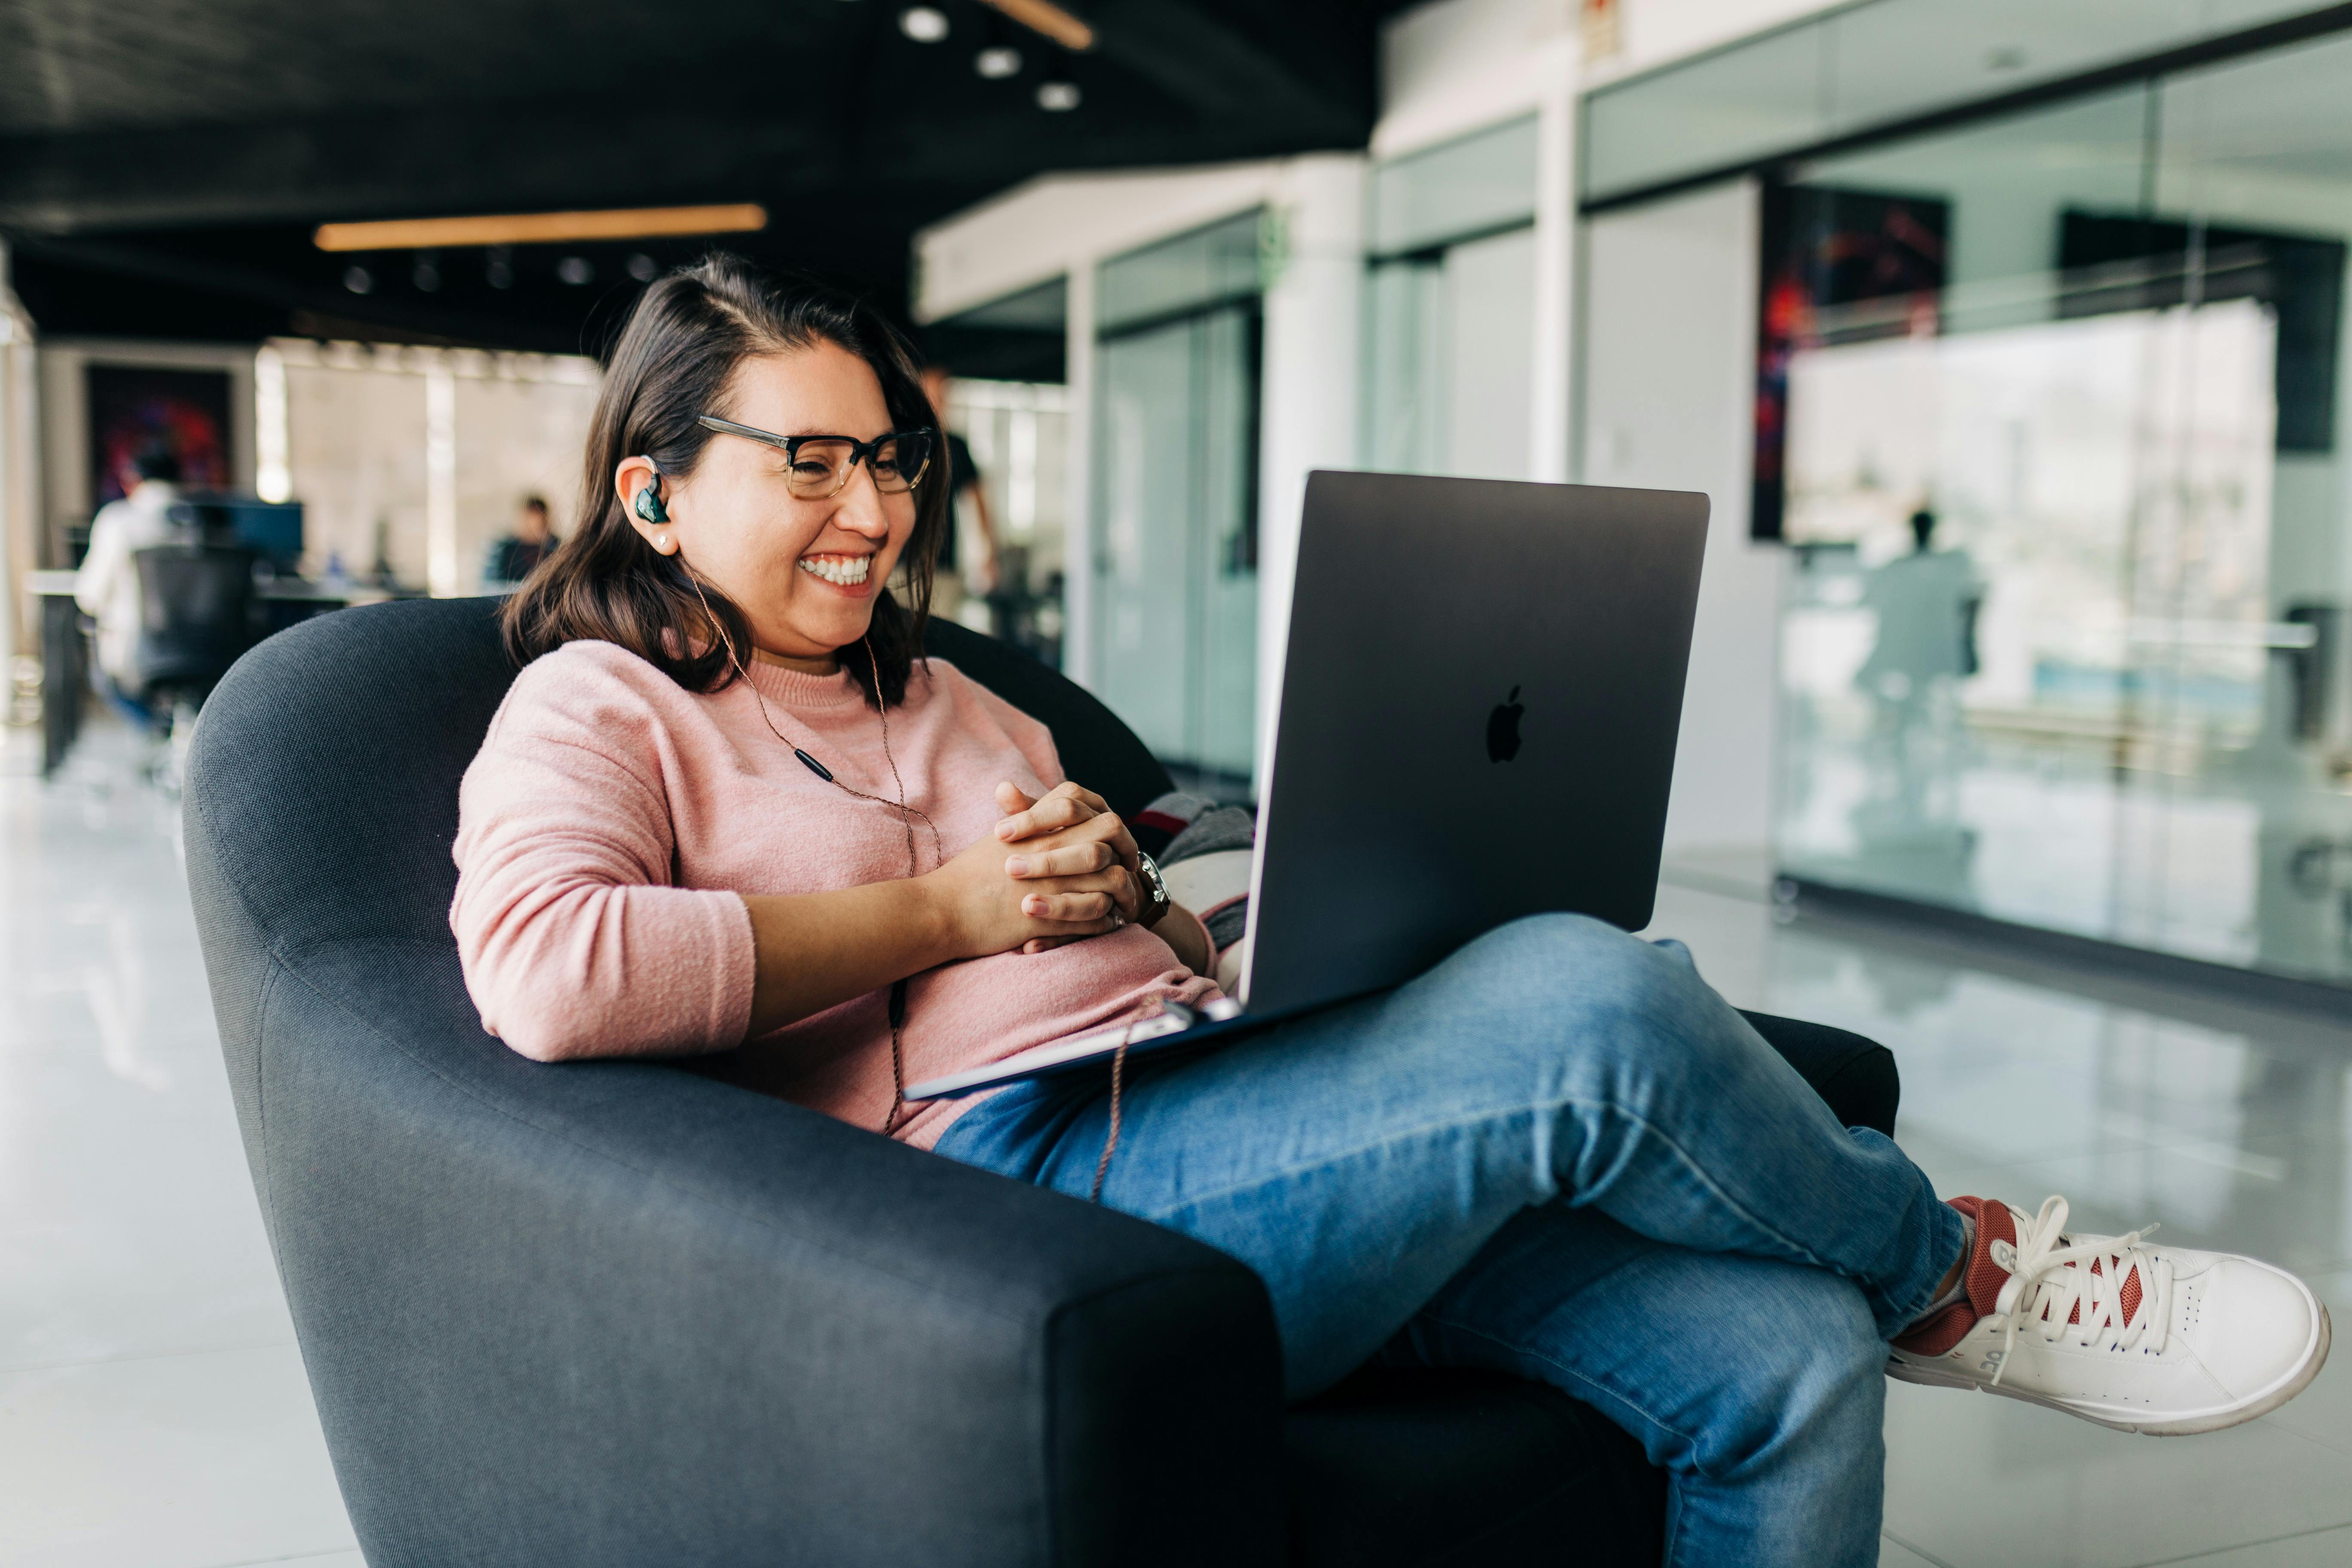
left=504, top=256, right=946, bottom=705
left=462, top=255, right=1216, bottom=1141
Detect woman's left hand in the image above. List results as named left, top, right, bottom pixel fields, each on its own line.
left=990, top=781, right=1214, bottom=974
left=993, top=781, right=1144, bottom=954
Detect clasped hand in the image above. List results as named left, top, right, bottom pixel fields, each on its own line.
left=928, top=781, right=1143, bottom=957
left=742, top=781, right=1206, bottom=1041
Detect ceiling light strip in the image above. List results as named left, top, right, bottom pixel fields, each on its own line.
left=978, top=0, right=1094, bottom=51
left=313, top=204, right=768, bottom=252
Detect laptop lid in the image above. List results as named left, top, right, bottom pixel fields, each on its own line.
left=1237, top=470, right=1709, bottom=1017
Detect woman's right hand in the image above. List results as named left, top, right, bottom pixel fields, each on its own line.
left=923, top=814, right=1129, bottom=959
left=743, top=785, right=1133, bottom=1038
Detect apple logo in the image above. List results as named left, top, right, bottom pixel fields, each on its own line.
left=1486, top=686, right=1524, bottom=763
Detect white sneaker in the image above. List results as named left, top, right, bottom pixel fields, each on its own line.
left=1887, top=1195, right=2331, bottom=1435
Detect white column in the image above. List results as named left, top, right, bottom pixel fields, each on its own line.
left=1061, top=263, right=1099, bottom=688
left=0, top=242, right=20, bottom=660
left=0, top=241, right=37, bottom=661
left=254, top=344, right=291, bottom=503
left=424, top=355, right=459, bottom=597
left=1254, top=154, right=1369, bottom=788
left=1529, top=64, right=1577, bottom=484
left=1583, top=180, right=1782, bottom=858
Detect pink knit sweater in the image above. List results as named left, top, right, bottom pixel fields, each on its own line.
left=450, top=640, right=1220, bottom=1147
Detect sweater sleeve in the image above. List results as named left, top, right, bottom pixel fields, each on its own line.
left=449, top=648, right=756, bottom=1062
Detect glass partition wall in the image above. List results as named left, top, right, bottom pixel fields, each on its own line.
left=1772, top=28, right=2352, bottom=986
left=1363, top=117, right=1541, bottom=481
left=1091, top=211, right=1263, bottom=787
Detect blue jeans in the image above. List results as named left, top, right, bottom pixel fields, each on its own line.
left=931, top=913, right=1964, bottom=1568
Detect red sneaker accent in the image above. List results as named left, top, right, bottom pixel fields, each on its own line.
left=2059, top=1253, right=2145, bottom=1329
left=1893, top=1196, right=2015, bottom=1357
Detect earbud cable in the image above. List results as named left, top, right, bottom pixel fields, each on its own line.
left=672, top=542, right=1142, bottom=1182
left=679, top=558, right=938, bottom=1133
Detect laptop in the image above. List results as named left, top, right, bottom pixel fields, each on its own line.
left=905, top=469, right=1709, bottom=1102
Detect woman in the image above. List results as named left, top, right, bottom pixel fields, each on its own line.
left=454, top=258, right=2327, bottom=1568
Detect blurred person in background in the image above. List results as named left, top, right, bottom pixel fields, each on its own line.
left=486, top=495, right=560, bottom=586
left=74, top=447, right=184, bottom=726
left=919, top=364, right=998, bottom=617
left=1856, top=507, right=1983, bottom=829
left=1857, top=507, right=1981, bottom=706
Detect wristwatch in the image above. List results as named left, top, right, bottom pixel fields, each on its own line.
left=1133, top=851, right=1172, bottom=928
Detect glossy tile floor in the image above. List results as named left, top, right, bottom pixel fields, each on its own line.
left=6, top=712, right=2351, bottom=1568
left=1778, top=721, right=2352, bottom=989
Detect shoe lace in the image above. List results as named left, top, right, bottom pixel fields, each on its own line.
left=1988, top=1196, right=2173, bottom=1385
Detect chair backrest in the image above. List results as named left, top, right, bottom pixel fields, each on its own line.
left=133, top=543, right=255, bottom=690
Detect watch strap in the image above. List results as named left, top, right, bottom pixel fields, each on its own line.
left=1135, top=851, right=1173, bottom=928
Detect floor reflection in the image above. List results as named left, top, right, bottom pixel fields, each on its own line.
left=0, top=714, right=356, bottom=1568
left=1649, top=873, right=2352, bottom=1568
left=1781, top=542, right=2352, bottom=992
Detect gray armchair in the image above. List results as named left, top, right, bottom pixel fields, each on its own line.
left=185, top=597, right=1895, bottom=1566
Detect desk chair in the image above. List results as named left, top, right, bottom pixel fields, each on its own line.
left=185, top=597, right=1898, bottom=1568
left=131, top=542, right=257, bottom=711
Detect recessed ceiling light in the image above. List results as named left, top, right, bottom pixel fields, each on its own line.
left=976, top=45, right=1022, bottom=78
left=900, top=6, right=949, bottom=42
left=627, top=253, right=658, bottom=282
left=557, top=256, right=595, bottom=285
left=1036, top=79, right=1080, bottom=111
left=343, top=265, right=374, bottom=294
left=411, top=259, right=441, bottom=292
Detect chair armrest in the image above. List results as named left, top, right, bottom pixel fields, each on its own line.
left=1739, top=1010, right=1900, bottom=1137
left=229, top=942, right=1287, bottom=1568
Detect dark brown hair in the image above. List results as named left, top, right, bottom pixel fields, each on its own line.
left=502, top=255, right=946, bottom=707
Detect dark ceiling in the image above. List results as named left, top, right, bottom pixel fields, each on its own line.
left=0, top=0, right=1418, bottom=354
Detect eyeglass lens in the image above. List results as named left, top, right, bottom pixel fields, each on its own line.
left=785, top=433, right=932, bottom=497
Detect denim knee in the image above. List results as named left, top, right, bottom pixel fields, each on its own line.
left=1448, top=911, right=1692, bottom=1002
left=1433, top=912, right=1734, bottom=1079
left=1687, top=1269, right=1886, bottom=1485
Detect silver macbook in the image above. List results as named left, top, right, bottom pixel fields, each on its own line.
left=906, top=470, right=1708, bottom=1101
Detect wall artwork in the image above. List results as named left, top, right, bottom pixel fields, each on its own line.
left=87, top=364, right=232, bottom=505
left=1753, top=181, right=1949, bottom=540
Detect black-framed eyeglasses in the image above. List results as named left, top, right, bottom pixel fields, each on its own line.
left=698, top=414, right=934, bottom=499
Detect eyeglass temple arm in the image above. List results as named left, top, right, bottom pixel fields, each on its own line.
left=695, top=416, right=936, bottom=463
left=696, top=414, right=792, bottom=453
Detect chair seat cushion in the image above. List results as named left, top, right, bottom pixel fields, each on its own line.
left=1284, top=1366, right=1664, bottom=1567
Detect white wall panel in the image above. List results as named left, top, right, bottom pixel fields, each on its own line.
left=1580, top=179, right=1782, bottom=857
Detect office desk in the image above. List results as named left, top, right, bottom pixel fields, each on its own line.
left=25, top=570, right=407, bottom=777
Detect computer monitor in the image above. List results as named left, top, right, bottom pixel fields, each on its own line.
left=171, top=498, right=305, bottom=573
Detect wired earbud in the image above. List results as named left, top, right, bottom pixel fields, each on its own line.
left=632, top=468, right=677, bottom=552
left=631, top=468, right=671, bottom=525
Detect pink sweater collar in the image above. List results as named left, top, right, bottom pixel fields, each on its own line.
left=744, top=657, right=867, bottom=713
